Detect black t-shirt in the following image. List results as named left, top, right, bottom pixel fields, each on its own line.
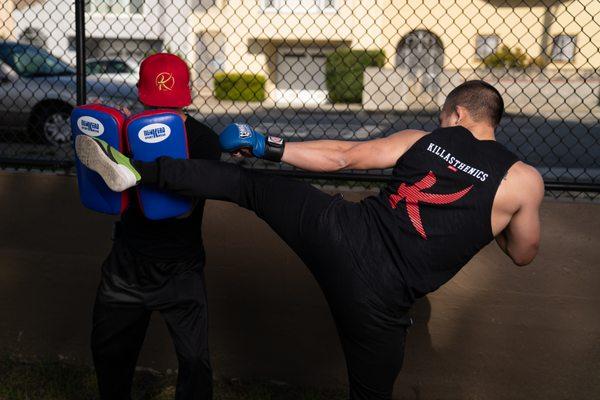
left=361, top=126, right=519, bottom=304
left=118, top=115, right=221, bottom=262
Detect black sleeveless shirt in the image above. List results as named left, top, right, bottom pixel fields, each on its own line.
left=360, top=126, right=519, bottom=304
left=118, top=116, right=221, bottom=261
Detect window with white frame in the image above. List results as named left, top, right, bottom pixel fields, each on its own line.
left=263, top=0, right=336, bottom=13
left=475, top=35, right=499, bottom=59
left=86, top=0, right=144, bottom=15
left=551, top=35, right=576, bottom=62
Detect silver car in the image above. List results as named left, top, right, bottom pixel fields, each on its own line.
left=0, top=41, right=139, bottom=146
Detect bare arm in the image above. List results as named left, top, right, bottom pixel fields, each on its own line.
left=280, top=129, right=428, bottom=172
left=495, top=166, right=545, bottom=266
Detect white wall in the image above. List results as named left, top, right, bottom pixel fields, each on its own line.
left=363, top=67, right=600, bottom=115
left=12, top=0, right=196, bottom=65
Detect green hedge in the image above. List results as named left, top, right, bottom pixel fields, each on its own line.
left=326, top=49, right=386, bottom=104
left=214, top=72, right=267, bottom=102
left=481, top=45, right=551, bottom=70
left=482, top=45, right=531, bottom=70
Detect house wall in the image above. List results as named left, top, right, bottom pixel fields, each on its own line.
left=195, top=0, right=377, bottom=76
left=379, top=0, right=599, bottom=71
left=11, top=0, right=196, bottom=66
left=0, top=0, right=16, bottom=39
left=551, top=0, right=600, bottom=69
left=7, top=0, right=599, bottom=99
left=363, top=67, right=600, bottom=112
left=192, top=0, right=599, bottom=88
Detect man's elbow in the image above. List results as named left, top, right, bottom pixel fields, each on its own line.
left=511, top=243, right=539, bottom=266
left=330, top=152, right=352, bottom=171
left=334, top=144, right=368, bottom=171
left=337, top=157, right=351, bottom=171
left=512, top=256, right=533, bottom=267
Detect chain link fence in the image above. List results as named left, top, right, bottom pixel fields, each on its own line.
left=0, top=0, right=598, bottom=197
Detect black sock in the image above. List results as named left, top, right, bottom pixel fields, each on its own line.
left=133, top=161, right=158, bottom=185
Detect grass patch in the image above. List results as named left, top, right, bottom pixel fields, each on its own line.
left=0, top=355, right=345, bottom=400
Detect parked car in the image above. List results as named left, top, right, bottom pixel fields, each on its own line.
left=86, top=58, right=138, bottom=75
left=0, top=41, right=140, bottom=146
left=85, top=57, right=139, bottom=87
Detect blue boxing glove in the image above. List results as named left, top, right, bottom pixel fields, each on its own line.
left=219, top=123, right=285, bottom=162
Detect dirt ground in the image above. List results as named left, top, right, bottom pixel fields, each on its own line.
left=0, top=171, right=598, bottom=399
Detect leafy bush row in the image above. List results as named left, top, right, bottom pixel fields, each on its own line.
left=326, top=49, right=386, bottom=104
left=214, top=72, right=267, bottom=102
left=482, top=45, right=549, bottom=70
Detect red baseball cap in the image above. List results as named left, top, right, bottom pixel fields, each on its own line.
left=138, top=53, right=192, bottom=108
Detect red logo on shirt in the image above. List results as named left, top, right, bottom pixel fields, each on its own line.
left=389, top=171, right=473, bottom=239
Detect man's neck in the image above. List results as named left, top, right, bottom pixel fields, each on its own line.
left=460, top=123, right=496, bottom=141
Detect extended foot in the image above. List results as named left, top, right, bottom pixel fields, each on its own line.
left=75, top=135, right=141, bottom=192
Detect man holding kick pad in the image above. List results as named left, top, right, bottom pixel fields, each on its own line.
left=90, top=53, right=221, bottom=400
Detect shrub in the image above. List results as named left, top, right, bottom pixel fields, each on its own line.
left=214, top=72, right=267, bottom=102
left=482, top=45, right=531, bottom=70
left=326, top=49, right=386, bottom=104
left=530, top=54, right=550, bottom=69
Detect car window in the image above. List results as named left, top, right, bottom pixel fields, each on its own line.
left=86, top=60, right=132, bottom=74
left=109, top=61, right=132, bottom=73
left=86, top=61, right=105, bottom=75
left=1, top=45, right=74, bottom=77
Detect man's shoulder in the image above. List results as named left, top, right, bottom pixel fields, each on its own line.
left=391, top=129, right=429, bottom=139
left=509, top=161, right=542, bottom=182
left=386, top=129, right=429, bottom=149
left=507, top=162, right=545, bottom=198
left=493, top=161, right=543, bottom=219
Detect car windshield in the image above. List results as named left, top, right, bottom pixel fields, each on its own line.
left=0, top=44, right=75, bottom=77
left=87, top=60, right=133, bottom=75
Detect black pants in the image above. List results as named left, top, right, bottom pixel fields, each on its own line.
left=142, top=158, right=412, bottom=400
left=91, top=241, right=211, bottom=400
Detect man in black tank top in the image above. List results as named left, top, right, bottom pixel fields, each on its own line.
left=76, top=81, right=544, bottom=400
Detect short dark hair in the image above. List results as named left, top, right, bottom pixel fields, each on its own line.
left=442, top=80, right=504, bottom=127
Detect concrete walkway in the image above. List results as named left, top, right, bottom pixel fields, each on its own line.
left=0, top=171, right=598, bottom=399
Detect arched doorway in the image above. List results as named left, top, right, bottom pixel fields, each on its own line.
left=396, top=30, right=444, bottom=94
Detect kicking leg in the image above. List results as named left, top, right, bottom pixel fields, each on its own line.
left=142, top=157, right=340, bottom=253
left=75, top=135, right=341, bottom=255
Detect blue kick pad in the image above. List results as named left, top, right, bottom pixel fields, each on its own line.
left=71, top=104, right=128, bottom=215
left=126, top=110, right=192, bottom=220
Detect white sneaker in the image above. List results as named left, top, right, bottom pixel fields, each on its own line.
left=75, top=135, right=140, bottom=192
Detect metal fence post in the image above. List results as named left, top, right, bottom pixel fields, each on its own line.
left=74, top=0, right=86, bottom=105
